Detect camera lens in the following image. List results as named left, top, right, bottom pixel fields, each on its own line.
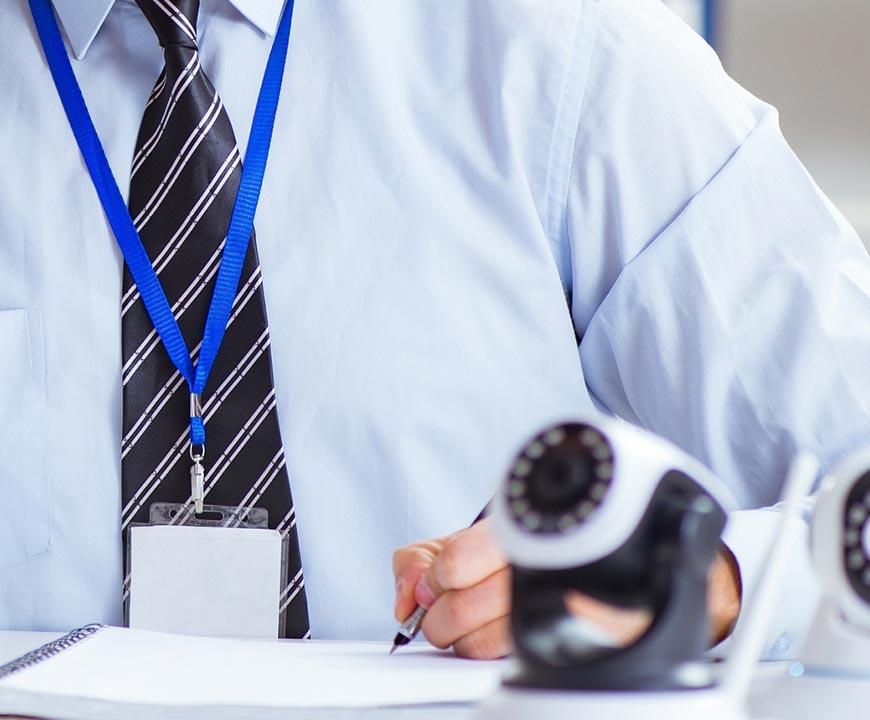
left=527, top=449, right=594, bottom=513
left=506, top=423, right=613, bottom=534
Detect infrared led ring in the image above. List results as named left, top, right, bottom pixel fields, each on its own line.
left=843, top=471, right=870, bottom=600
left=507, top=423, right=614, bottom=535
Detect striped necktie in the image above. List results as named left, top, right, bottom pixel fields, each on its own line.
left=119, top=0, right=309, bottom=638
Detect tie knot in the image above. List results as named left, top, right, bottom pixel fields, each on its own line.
left=136, top=0, right=199, bottom=50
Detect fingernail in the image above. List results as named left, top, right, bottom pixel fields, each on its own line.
left=394, top=577, right=405, bottom=600
left=415, top=578, right=437, bottom=609
left=393, top=578, right=405, bottom=617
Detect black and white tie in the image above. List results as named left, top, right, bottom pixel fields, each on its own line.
left=119, top=0, right=309, bottom=638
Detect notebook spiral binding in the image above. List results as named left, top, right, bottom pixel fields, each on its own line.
left=0, top=624, right=104, bottom=680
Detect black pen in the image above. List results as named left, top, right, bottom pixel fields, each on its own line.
left=390, top=506, right=489, bottom=654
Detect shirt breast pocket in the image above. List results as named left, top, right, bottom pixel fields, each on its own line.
left=0, top=308, right=51, bottom=569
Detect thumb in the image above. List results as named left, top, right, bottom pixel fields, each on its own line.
left=392, top=538, right=448, bottom=622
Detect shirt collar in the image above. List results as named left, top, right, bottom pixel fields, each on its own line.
left=52, top=0, right=285, bottom=60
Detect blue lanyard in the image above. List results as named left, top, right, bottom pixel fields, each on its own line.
left=28, top=0, right=296, bottom=450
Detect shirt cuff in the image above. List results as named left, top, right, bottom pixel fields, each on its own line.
left=712, top=508, right=821, bottom=660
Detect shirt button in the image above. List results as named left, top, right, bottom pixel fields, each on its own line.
left=771, top=633, right=791, bottom=657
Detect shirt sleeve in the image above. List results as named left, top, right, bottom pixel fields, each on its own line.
left=562, top=0, right=870, bottom=658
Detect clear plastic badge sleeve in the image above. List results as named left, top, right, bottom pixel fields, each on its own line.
left=127, top=503, right=288, bottom=638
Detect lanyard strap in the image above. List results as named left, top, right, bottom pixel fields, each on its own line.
left=28, top=0, right=296, bottom=448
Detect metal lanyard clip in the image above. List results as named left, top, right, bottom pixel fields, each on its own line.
left=189, top=393, right=205, bottom=514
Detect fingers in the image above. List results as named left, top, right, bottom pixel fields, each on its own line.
left=421, top=567, right=511, bottom=649
left=392, top=538, right=448, bottom=622
left=416, top=517, right=507, bottom=609
left=453, top=616, right=512, bottom=660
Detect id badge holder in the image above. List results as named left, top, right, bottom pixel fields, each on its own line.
left=126, top=503, right=288, bottom=638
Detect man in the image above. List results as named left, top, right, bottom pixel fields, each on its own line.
left=1, top=0, right=867, bottom=660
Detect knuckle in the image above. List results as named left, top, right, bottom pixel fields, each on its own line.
left=456, top=629, right=504, bottom=660
left=457, top=634, right=486, bottom=659
left=436, top=541, right=464, bottom=588
left=393, top=545, right=426, bottom=574
left=391, top=547, right=411, bottom=574
left=493, top=569, right=513, bottom=612
left=421, top=616, right=451, bottom=650
left=442, top=590, right=472, bottom=629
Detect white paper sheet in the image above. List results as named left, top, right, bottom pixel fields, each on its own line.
left=0, top=627, right=504, bottom=711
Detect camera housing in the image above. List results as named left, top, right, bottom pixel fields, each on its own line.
left=810, top=445, right=870, bottom=633
left=748, top=448, right=870, bottom=720
left=493, top=415, right=736, bottom=692
left=494, top=416, right=736, bottom=571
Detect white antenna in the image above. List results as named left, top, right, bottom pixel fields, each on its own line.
left=720, top=453, right=819, bottom=707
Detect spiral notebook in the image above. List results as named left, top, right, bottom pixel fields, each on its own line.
left=0, top=625, right=504, bottom=720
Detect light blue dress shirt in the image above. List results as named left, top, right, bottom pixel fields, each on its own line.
left=2, top=0, right=868, bottom=655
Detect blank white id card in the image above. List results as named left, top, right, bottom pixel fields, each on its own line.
left=129, top=525, right=284, bottom=638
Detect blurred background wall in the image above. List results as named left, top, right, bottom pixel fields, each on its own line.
left=665, top=0, right=870, bottom=247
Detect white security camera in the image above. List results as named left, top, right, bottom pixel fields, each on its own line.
left=809, top=446, right=870, bottom=633
left=749, top=447, right=870, bottom=720
left=478, top=416, right=763, bottom=720
left=491, top=415, right=737, bottom=693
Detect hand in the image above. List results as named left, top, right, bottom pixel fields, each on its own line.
left=562, top=546, right=742, bottom=646
left=707, top=544, right=742, bottom=645
left=392, top=519, right=743, bottom=659
left=392, top=517, right=511, bottom=659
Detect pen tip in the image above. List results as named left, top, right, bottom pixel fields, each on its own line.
left=389, top=645, right=397, bottom=655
